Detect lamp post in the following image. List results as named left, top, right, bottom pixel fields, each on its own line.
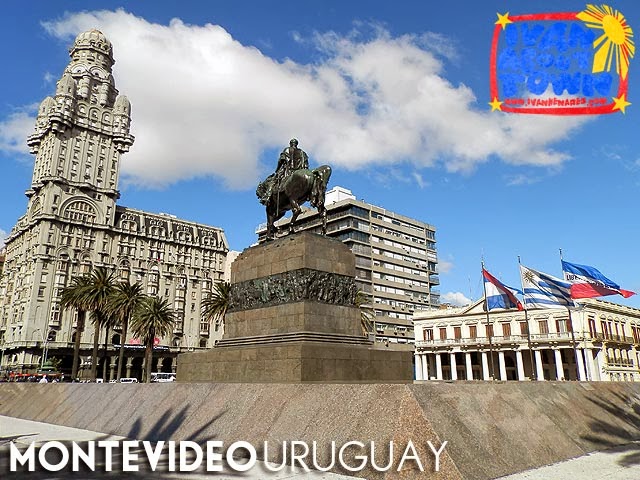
left=41, top=330, right=52, bottom=371
left=0, top=336, right=5, bottom=378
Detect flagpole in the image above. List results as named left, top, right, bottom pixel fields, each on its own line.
left=560, top=249, right=582, bottom=381
left=481, top=261, right=496, bottom=380
left=518, top=256, right=537, bottom=381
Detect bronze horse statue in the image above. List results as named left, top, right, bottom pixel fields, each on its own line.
left=257, top=165, right=332, bottom=240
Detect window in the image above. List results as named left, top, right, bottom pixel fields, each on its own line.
left=539, top=320, right=549, bottom=334
left=423, top=328, right=433, bottom=341
left=556, top=319, right=567, bottom=334
left=454, top=326, right=461, bottom=339
left=469, top=325, right=477, bottom=339
left=519, top=321, right=529, bottom=335
left=502, top=323, right=511, bottom=337
left=485, top=324, right=494, bottom=337
left=589, top=318, right=597, bottom=338
left=439, top=327, right=447, bottom=340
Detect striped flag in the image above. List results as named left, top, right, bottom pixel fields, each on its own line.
left=520, top=265, right=575, bottom=309
left=562, top=260, right=635, bottom=299
left=483, top=268, right=523, bottom=310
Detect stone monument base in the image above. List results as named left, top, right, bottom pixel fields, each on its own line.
left=178, top=232, right=413, bottom=383
left=178, top=341, right=412, bottom=383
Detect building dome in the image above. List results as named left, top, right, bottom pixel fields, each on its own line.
left=70, top=29, right=113, bottom=59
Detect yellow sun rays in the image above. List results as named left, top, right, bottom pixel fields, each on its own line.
left=577, top=4, right=635, bottom=80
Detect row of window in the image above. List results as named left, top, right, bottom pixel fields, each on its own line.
left=423, top=319, right=569, bottom=341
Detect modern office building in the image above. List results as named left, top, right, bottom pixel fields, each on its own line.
left=413, top=298, right=640, bottom=382
left=0, top=30, right=228, bottom=379
left=257, top=186, right=439, bottom=346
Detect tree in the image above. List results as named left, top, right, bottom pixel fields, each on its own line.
left=106, top=281, right=145, bottom=381
left=201, top=281, right=230, bottom=333
left=355, top=290, right=375, bottom=336
left=131, top=296, right=175, bottom=383
left=82, top=267, right=117, bottom=381
left=61, top=267, right=116, bottom=381
left=60, top=274, right=92, bottom=380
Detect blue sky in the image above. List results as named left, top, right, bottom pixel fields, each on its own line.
left=1, top=1, right=639, bottom=308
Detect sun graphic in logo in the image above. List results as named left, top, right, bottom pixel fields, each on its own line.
left=577, top=4, right=635, bottom=80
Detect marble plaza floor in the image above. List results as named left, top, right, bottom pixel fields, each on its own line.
left=1, top=415, right=640, bottom=479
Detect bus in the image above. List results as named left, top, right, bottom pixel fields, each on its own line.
left=150, top=372, right=176, bottom=383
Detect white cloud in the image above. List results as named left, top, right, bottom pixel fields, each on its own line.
left=0, top=9, right=588, bottom=188
left=0, top=107, right=37, bottom=156
left=438, top=260, right=453, bottom=274
left=441, top=291, right=471, bottom=307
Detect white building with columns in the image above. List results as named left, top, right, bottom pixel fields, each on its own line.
left=413, top=298, right=640, bottom=382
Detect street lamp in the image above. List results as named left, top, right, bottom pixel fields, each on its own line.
left=0, top=335, right=6, bottom=377
left=40, top=330, right=54, bottom=371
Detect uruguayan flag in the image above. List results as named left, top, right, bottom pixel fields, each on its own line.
left=520, top=265, right=575, bottom=309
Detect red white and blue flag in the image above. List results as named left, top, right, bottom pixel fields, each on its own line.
left=483, top=268, right=523, bottom=311
left=561, top=260, right=635, bottom=299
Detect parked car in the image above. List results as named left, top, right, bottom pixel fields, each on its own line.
left=119, top=377, right=138, bottom=383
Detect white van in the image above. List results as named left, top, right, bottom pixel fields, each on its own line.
left=119, top=377, right=138, bottom=383
left=150, top=372, right=176, bottom=383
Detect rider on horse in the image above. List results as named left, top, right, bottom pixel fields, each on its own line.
left=257, top=139, right=309, bottom=205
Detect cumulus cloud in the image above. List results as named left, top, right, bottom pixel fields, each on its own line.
left=441, top=292, right=472, bottom=307
left=0, top=9, right=587, bottom=188
left=438, top=260, right=453, bottom=274
left=0, top=107, right=37, bottom=156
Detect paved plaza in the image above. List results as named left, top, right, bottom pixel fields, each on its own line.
left=2, top=415, right=640, bottom=479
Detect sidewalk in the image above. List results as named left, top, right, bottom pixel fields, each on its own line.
left=497, top=442, right=640, bottom=480
left=2, top=415, right=640, bottom=479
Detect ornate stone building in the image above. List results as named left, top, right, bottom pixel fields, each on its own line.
left=413, top=298, right=640, bottom=382
left=0, top=30, right=228, bottom=379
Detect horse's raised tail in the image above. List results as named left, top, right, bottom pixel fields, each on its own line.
left=310, top=165, right=332, bottom=208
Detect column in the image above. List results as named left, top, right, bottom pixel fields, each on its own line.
left=535, top=350, right=545, bottom=381
left=584, top=348, right=599, bottom=381
left=450, top=353, right=458, bottom=381
left=109, top=356, right=117, bottom=381
left=481, top=352, right=490, bottom=380
left=125, top=358, right=133, bottom=378
left=498, top=352, right=507, bottom=381
left=595, top=348, right=606, bottom=381
left=421, top=354, right=429, bottom=380
left=516, top=350, right=525, bottom=381
left=171, top=357, right=177, bottom=374
left=576, top=349, right=586, bottom=381
left=465, top=352, right=473, bottom=380
left=554, top=349, right=564, bottom=380
left=435, top=353, right=443, bottom=380
left=415, top=353, right=424, bottom=380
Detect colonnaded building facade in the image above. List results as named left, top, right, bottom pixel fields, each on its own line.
left=413, top=298, right=640, bottom=382
left=258, top=186, right=440, bottom=347
left=0, top=30, right=228, bottom=379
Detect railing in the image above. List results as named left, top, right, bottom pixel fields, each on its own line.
left=604, top=357, right=636, bottom=368
left=415, top=331, right=575, bottom=347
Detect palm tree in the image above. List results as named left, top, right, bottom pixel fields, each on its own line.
left=201, top=281, right=230, bottom=333
left=131, top=296, right=175, bottom=383
left=83, top=267, right=117, bottom=381
left=355, top=290, right=375, bottom=336
left=106, top=281, right=145, bottom=381
left=60, top=274, right=92, bottom=380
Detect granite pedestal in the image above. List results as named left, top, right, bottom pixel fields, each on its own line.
left=178, top=232, right=413, bottom=383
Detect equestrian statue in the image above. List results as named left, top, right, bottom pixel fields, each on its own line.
left=256, top=139, right=332, bottom=241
